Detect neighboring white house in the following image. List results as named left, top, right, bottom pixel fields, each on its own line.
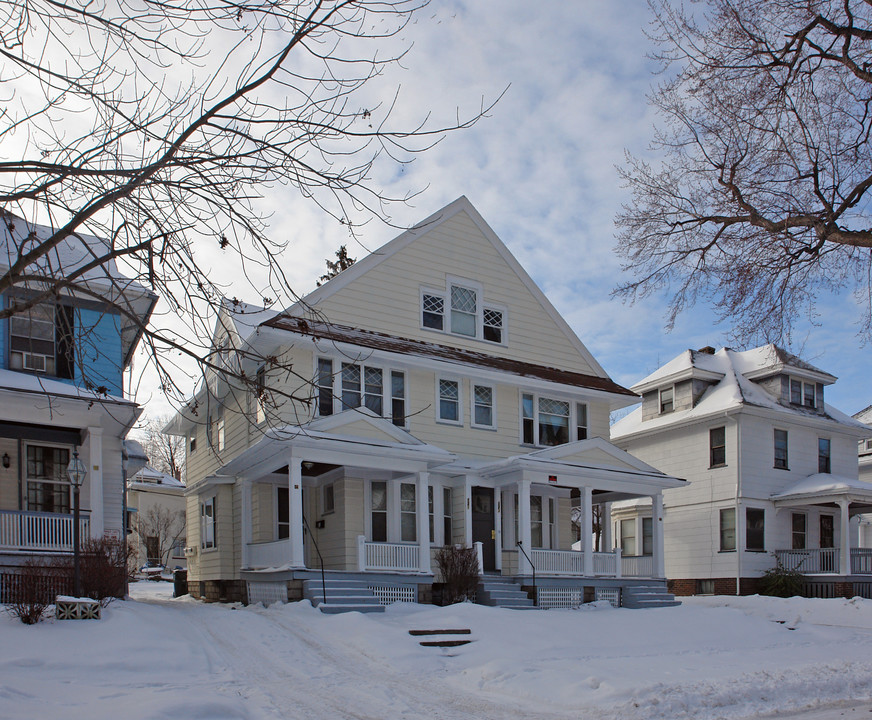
left=611, top=345, right=872, bottom=597
left=127, top=465, right=186, bottom=571
left=165, top=196, right=684, bottom=610
left=853, top=405, right=872, bottom=547
left=0, top=211, right=156, bottom=599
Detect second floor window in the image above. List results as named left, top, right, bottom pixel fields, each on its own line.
left=522, top=394, right=587, bottom=447
left=774, top=429, right=789, bottom=469
left=318, top=358, right=405, bottom=426
left=472, top=384, right=495, bottom=428
left=818, top=438, right=831, bottom=474
left=439, top=379, right=461, bottom=423
left=10, top=302, right=75, bottom=379
left=709, top=426, right=726, bottom=467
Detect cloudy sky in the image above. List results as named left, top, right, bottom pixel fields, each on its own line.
left=134, top=0, right=870, bottom=420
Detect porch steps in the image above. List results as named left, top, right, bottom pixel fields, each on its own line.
left=302, top=578, right=385, bottom=614
left=410, top=629, right=473, bottom=648
left=621, top=584, right=681, bottom=609
left=476, top=576, right=536, bottom=610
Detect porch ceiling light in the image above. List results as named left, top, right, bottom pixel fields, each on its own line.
left=67, top=451, right=87, bottom=487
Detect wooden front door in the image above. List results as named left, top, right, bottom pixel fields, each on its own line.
left=471, top=487, right=496, bottom=571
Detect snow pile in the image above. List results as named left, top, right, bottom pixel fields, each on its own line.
left=1, top=584, right=871, bottom=719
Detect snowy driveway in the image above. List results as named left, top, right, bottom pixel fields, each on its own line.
left=1, top=583, right=872, bottom=720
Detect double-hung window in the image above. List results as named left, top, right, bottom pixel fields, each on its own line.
left=774, top=429, right=789, bottom=469
left=659, top=386, right=674, bottom=414
left=400, top=482, right=417, bottom=542
left=450, top=285, right=477, bottom=337
left=818, top=438, right=831, bottom=474
left=789, top=377, right=819, bottom=408
left=472, top=384, right=495, bottom=428
left=420, top=282, right=505, bottom=344
left=26, top=445, right=72, bottom=514
left=319, top=358, right=404, bottom=424
left=791, top=513, right=807, bottom=549
left=720, top=508, right=736, bottom=551
left=746, top=508, right=765, bottom=551
left=370, top=481, right=387, bottom=543
left=201, top=497, right=216, bottom=549
left=710, top=426, right=726, bottom=467
left=438, top=379, right=461, bottom=423
left=443, top=488, right=453, bottom=545
left=620, top=518, right=636, bottom=555
left=10, top=302, right=75, bottom=378
left=521, top=393, right=586, bottom=447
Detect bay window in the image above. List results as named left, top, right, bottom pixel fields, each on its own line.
left=522, top=393, right=586, bottom=447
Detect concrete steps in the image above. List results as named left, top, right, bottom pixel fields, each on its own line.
left=621, top=584, right=681, bottom=609
left=476, top=576, right=536, bottom=609
left=302, top=578, right=385, bottom=614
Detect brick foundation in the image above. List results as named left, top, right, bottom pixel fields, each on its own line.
left=198, top=579, right=246, bottom=603
left=668, top=577, right=761, bottom=596
left=833, top=581, right=855, bottom=599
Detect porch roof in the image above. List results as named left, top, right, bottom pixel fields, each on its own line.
left=201, top=410, right=456, bottom=485
left=772, top=473, right=872, bottom=507
left=467, top=438, right=685, bottom=494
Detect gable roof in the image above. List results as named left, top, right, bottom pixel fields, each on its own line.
left=263, top=316, right=635, bottom=398
left=613, top=345, right=869, bottom=440
left=282, top=196, right=609, bottom=378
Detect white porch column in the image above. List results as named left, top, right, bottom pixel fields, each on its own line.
left=839, top=498, right=851, bottom=576
left=288, top=457, right=305, bottom=568
left=463, top=476, right=474, bottom=547
left=602, top=502, right=613, bottom=551
left=494, top=487, right=503, bottom=571
left=416, top=471, right=430, bottom=573
left=582, top=487, right=593, bottom=577
left=653, top=493, right=665, bottom=578
left=517, top=478, right=532, bottom=575
left=241, top=479, right=252, bottom=569
left=85, top=427, right=103, bottom=538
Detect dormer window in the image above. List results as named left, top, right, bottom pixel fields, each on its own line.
left=9, top=302, right=75, bottom=379
left=788, top=377, right=819, bottom=409
left=659, top=386, right=674, bottom=414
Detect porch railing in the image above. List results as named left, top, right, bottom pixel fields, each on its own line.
left=852, top=548, right=872, bottom=574
left=775, top=548, right=839, bottom=574
left=357, top=537, right=419, bottom=572
left=531, top=548, right=584, bottom=575
left=0, top=510, right=90, bottom=552
left=622, top=554, right=656, bottom=578
left=592, top=550, right=622, bottom=577
left=247, top=538, right=291, bottom=568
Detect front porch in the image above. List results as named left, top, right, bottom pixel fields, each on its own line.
left=0, top=509, right=90, bottom=553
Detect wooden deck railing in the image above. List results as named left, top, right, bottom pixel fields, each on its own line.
left=531, top=549, right=584, bottom=575
left=357, top=537, right=419, bottom=572
left=775, top=548, right=839, bottom=574
left=247, top=538, right=291, bottom=568
left=0, top=510, right=90, bottom=552
left=622, top=554, right=656, bottom=577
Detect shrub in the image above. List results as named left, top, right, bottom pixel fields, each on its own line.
left=435, top=545, right=480, bottom=605
left=5, top=559, right=70, bottom=625
left=62, top=535, right=134, bottom=606
left=759, top=556, right=805, bottom=598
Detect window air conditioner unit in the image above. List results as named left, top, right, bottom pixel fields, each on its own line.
left=22, top=353, right=48, bottom=372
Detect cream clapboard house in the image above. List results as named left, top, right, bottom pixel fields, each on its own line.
left=611, top=346, right=872, bottom=598
left=166, top=197, right=684, bottom=611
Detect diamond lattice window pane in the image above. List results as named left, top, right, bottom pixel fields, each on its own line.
left=440, top=380, right=459, bottom=400
left=342, top=363, right=360, bottom=388
left=423, top=294, right=444, bottom=313
left=451, top=286, right=477, bottom=313
left=484, top=308, right=502, bottom=327
left=539, top=398, right=569, bottom=417
left=365, top=367, right=383, bottom=391
left=475, top=386, right=492, bottom=405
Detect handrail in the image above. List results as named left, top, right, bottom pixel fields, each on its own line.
left=516, top=540, right=537, bottom=606
left=302, top=514, right=327, bottom=606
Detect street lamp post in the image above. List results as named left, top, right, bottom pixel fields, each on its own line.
left=67, top=451, right=87, bottom=597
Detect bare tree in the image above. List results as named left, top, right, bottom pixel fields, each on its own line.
left=136, top=415, right=185, bottom=481
left=616, top=0, right=872, bottom=344
left=131, top=506, right=186, bottom=568
left=0, top=1, right=496, bottom=409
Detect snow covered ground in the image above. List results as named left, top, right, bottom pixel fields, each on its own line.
left=2, top=583, right=872, bottom=720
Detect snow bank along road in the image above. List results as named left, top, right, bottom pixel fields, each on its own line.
left=2, top=583, right=872, bottom=720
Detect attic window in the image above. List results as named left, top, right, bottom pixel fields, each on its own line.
left=483, top=307, right=503, bottom=343
left=659, top=387, right=674, bottom=414
left=788, top=378, right=819, bottom=409
left=420, top=281, right=506, bottom=344
left=422, top=293, right=444, bottom=330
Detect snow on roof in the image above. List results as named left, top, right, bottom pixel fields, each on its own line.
left=612, top=346, right=868, bottom=440
left=0, top=367, right=132, bottom=405
left=220, top=297, right=279, bottom=344
left=771, top=473, right=872, bottom=500
left=129, top=465, right=185, bottom=489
